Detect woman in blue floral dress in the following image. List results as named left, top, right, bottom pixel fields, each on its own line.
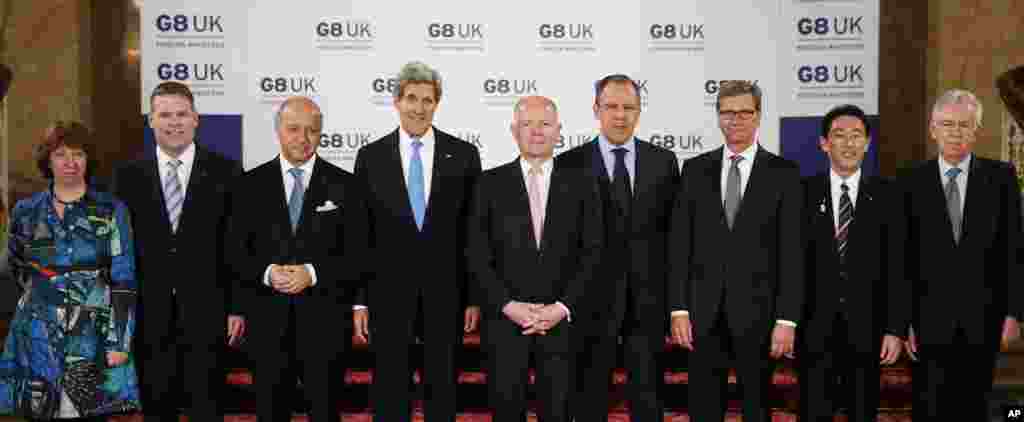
left=0, top=121, right=141, bottom=420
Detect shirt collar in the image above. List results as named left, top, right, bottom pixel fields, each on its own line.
left=280, top=153, right=317, bottom=177
left=829, top=167, right=862, bottom=192
left=939, top=153, right=972, bottom=177
left=156, top=142, right=196, bottom=170
left=400, top=126, right=435, bottom=149
left=722, top=142, right=758, bottom=164
left=519, top=156, right=554, bottom=176
left=598, top=134, right=636, bottom=157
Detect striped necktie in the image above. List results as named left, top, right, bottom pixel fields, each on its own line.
left=164, top=159, right=184, bottom=232
left=836, top=183, right=853, bottom=263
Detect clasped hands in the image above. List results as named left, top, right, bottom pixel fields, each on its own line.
left=503, top=301, right=567, bottom=335
left=269, top=264, right=313, bottom=295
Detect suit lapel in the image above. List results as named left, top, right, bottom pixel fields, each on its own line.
left=424, top=129, right=450, bottom=231
left=961, top=156, right=987, bottom=244
left=272, top=157, right=295, bottom=235
left=145, top=153, right=174, bottom=236
left=175, top=146, right=207, bottom=235
left=539, top=162, right=564, bottom=252
left=296, top=157, right=333, bottom=236
left=710, top=147, right=727, bottom=227
left=926, top=160, right=958, bottom=247
left=385, top=130, right=419, bottom=232
left=730, top=147, right=769, bottom=229
left=508, top=160, right=540, bottom=250
left=630, top=140, right=653, bottom=229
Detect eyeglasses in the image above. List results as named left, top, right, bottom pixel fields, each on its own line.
left=598, top=103, right=641, bottom=114
left=718, top=109, right=757, bottom=121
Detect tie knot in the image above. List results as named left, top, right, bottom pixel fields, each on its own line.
left=612, top=147, right=628, bottom=158
left=167, top=159, right=182, bottom=169
left=840, top=183, right=849, bottom=193
left=946, top=167, right=962, bottom=179
left=729, top=154, right=744, bottom=164
left=528, top=164, right=543, bottom=176
left=411, top=139, right=423, bottom=150
left=288, top=167, right=304, bottom=178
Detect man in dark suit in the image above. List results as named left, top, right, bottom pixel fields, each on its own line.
left=111, top=81, right=244, bottom=422
left=228, top=96, right=369, bottom=422
left=668, top=80, right=803, bottom=422
left=903, top=89, right=1022, bottom=421
left=467, top=95, right=601, bottom=422
left=798, top=104, right=907, bottom=422
left=559, top=74, right=679, bottom=421
left=353, top=61, right=482, bottom=422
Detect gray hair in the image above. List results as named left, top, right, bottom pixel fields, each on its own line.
left=931, top=89, right=983, bottom=128
left=511, top=96, right=559, bottom=125
left=274, top=97, right=321, bottom=132
left=395, top=61, right=443, bottom=101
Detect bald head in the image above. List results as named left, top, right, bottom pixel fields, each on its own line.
left=275, top=96, right=323, bottom=166
left=511, top=95, right=561, bottom=163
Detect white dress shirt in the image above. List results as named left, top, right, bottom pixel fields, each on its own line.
left=518, top=156, right=571, bottom=321
left=938, top=153, right=971, bottom=217
left=830, top=168, right=861, bottom=229
left=262, top=155, right=319, bottom=287
left=720, top=143, right=758, bottom=204
left=156, top=142, right=196, bottom=200
left=353, top=129, right=436, bottom=311
left=399, top=126, right=436, bottom=204
left=673, top=143, right=796, bottom=328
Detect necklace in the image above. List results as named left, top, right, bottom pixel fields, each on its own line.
left=51, top=187, right=84, bottom=206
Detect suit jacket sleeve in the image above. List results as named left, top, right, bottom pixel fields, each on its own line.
left=221, top=162, right=245, bottom=315
left=667, top=159, right=694, bottom=313
left=1003, top=164, right=1024, bottom=321
left=352, top=149, right=372, bottom=307
left=466, top=174, right=511, bottom=314
left=882, top=179, right=910, bottom=337
left=225, top=177, right=263, bottom=315
left=560, top=168, right=603, bottom=314
left=461, top=149, right=484, bottom=309
left=774, top=164, right=804, bottom=323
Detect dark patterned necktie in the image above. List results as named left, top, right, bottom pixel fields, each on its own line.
left=836, top=183, right=852, bottom=263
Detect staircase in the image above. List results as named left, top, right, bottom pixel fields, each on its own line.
left=15, top=316, right=1024, bottom=421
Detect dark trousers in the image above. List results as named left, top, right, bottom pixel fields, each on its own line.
left=689, top=308, right=771, bottom=422
left=253, top=302, right=343, bottom=422
left=486, top=318, right=572, bottom=422
left=574, top=283, right=662, bottom=422
left=372, top=293, right=459, bottom=422
left=914, top=326, right=999, bottom=421
left=138, top=294, right=220, bottom=422
left=800, top=312, right=880, bottom=422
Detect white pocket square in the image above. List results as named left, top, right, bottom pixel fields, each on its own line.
left=315, top=200, right=339, bottom=212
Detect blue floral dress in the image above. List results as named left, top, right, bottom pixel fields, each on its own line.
left=0, top=187, right=141, bottom=419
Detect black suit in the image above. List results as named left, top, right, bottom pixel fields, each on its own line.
left=668, top=145, right=803, bottom=422
left=799, top=173, right=909, bottom=422
left=111, top=144, right=241, bottom=422
left=228, top=156, right=369, bottom=422
left=903, top=156, right=1023, bottom=420
left=558, top=138, right=678, bottom=421
left=466, top=157, right=601, bottom=422
left=353, top=127, right=481, bottom=422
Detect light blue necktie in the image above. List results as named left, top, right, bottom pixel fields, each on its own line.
left=408, top=139, right=426, bottom=230
left=288, top=167, right=305, bottom=231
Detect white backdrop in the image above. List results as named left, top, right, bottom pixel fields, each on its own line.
left=141, top=0, right=879, bottom=172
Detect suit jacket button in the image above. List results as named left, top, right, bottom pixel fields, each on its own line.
left=170, top=247, right=177, bottom=254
